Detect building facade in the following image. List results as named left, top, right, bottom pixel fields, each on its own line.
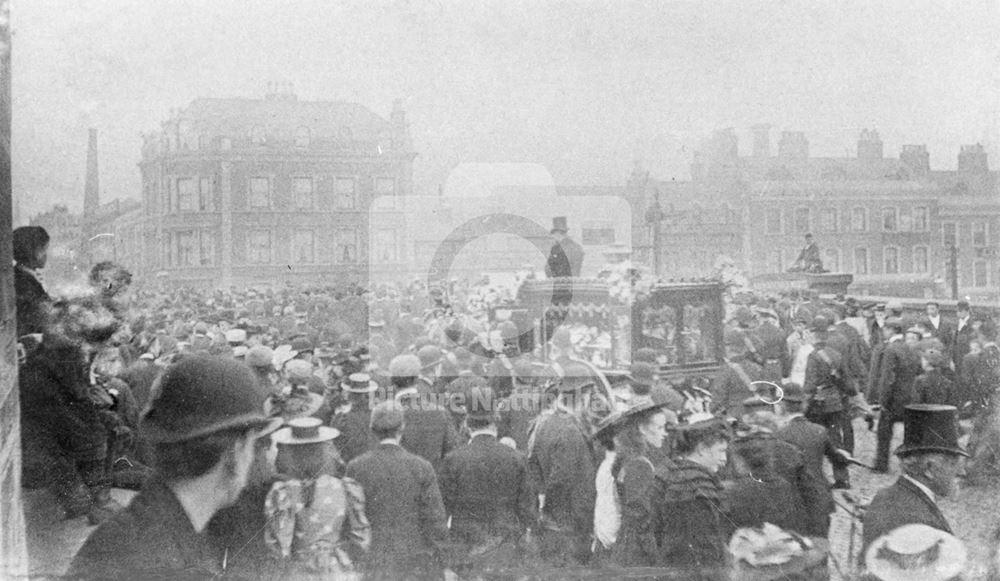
left=122, top=89, right=413, bottom=289
left=630, top=127, right=1000, bottom=301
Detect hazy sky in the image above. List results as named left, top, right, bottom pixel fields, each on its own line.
left=12, top=0, right=1000, bottom=219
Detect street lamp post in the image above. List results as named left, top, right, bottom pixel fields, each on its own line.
left=644, top=191, right=664, bottom=277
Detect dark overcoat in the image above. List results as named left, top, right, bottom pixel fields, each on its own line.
left=69, top=479, right=222, bottom=580
left=874, top=339, right=923, bottom=419
left=861, top=476, right=952, bottom=557
left=439, top=433, right=536, bottom=569
left=346, top=442, right=449, bottom=580
left=397, top=392, right=460, bottom=473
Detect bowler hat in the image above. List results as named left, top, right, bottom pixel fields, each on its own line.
left=246, top=345, right=275, bottom=369
left=370, top=400, right=405, bottom=432
left=272, top=417, right=340, bottom=446
left=551, top=216, right=569, bottom=234
left=290, top=337, right=314, bottom=353
left=341, top=372, right=379, bottom=394
left=896, top=404, right=969, bottom=458
left=957, top=300, right=970, bottom=310
left=417, top=345, right=444, bottom=369
left=389, top=354, right=421, bottom=378
left=810, top=315, right=831, bottom=334
left=141, top=355, right=281, bottom=444
left=922, top=349, right=947, bottom=369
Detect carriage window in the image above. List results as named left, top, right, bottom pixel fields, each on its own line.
left=683, top=303, right=719, bottom=364
left=639, top=305, right=679, bottom=364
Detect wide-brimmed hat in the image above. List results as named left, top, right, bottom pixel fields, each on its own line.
left=263, top=389, right=326, bottom=421
left=417, top=345, right=444, bottom=369
left=141, top=355, right=282, bottom=444
left=864, top=523, right=966, bottom=581
left=341, top=372, right=379, bottom=394
left=896, top=404, right=969, bottom=458
left=246, top=345, right=275, bottom=369
left=272, top=417, right=339, bottom=446
left=729, top=523, right=829, bottom=581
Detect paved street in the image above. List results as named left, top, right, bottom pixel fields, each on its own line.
left=827, top=418, right=996, bottom=580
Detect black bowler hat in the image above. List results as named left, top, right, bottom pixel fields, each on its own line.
left=896, top=404, right=969, bottom=458
left=141, top=355, right=282, bottom=444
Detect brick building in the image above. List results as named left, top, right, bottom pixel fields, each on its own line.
left=630, top=127, right=1000, bottom=300
left=121, top=88, right=413, bottom=289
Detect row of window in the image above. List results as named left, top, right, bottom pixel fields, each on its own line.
left=764, top=245, right=992, bottom=287
left=160, top=228, right=401, bottom=267
left=163, top=176, right=396, bottom=213
left=942, top=221, right=991, bottom=248
left=170, top=125, right=337, bottom=152
left=764, top=206, right=930, bottom=235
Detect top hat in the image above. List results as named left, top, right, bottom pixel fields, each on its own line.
left=864, top=523, right=967, bottom=581
left=464, top=386, right=497, bottom=420
left=272, top=417, right=340, bottom=446
left=896, top=404, right=969, bottom=458
left=341, top=372, right=379, bottom=394
left=551, top=216, right=569, bottom=234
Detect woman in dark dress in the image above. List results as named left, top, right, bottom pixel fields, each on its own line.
left=610, top=401, right=674, bottom=567
left=654, top=416, right=732, bottom=580
left=13, top=225, right=51, bottom=339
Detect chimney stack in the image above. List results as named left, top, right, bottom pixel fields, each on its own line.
left=857, top=129, right=883, bottom=160
left=958, top=144, right=989, bottom=173
left=84, top=128, right=100, bottom=223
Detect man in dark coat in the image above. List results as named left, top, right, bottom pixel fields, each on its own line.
left=439, top=386, right=536, bottom=576
left=872, top=318, right=923, bottom=472
left=390, top=354, right=460, bottom=473
left=330, top=373, right=380, bottom=463
left=952, top=300, right=975, bottom=375
left=751, top=306, right=788, bottom=384
left=803, top=316, right=857, bottom=488
left=861, top=404, right=967, bottom=557
left=69, top=356, right=282, bottom=580
left=924, top=300, right=955, bottom=351
left=545, top=216, right=584, bottom=279
left=496, top=359, right=545, bottom=451
left=527, top=373, right=597, bottom=566
left=346, top=400, right=450, bottom=581
left=710, top=328, right=765, bottom=419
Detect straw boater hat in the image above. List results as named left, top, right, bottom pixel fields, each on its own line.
left=271, top=417, right=339, bottom=446
left=340, top=372, right=379, bottom=394
left=864, top=524, right=967, bottom=581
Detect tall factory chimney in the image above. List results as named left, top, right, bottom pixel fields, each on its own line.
left=83, top=128, right=100, bottom=224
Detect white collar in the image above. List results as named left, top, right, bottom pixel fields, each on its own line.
left=394, top=386, right=418, bottom=399
left=889, top=334, right=904, bottom=343
left=469, top=429, right=497, bottom=439
left=379, top=438, right=401, bottom=447
left=903, top=474, right=936, bottom=503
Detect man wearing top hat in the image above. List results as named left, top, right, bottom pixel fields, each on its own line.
left=861, top=404, right=968, bottom=557
left=69, top=356, right=283, bottom=580
left=545, top=216, right=584, bottom=279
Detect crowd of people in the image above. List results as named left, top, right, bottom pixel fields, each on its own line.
left=12, top=222, right=1000, bottom=580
